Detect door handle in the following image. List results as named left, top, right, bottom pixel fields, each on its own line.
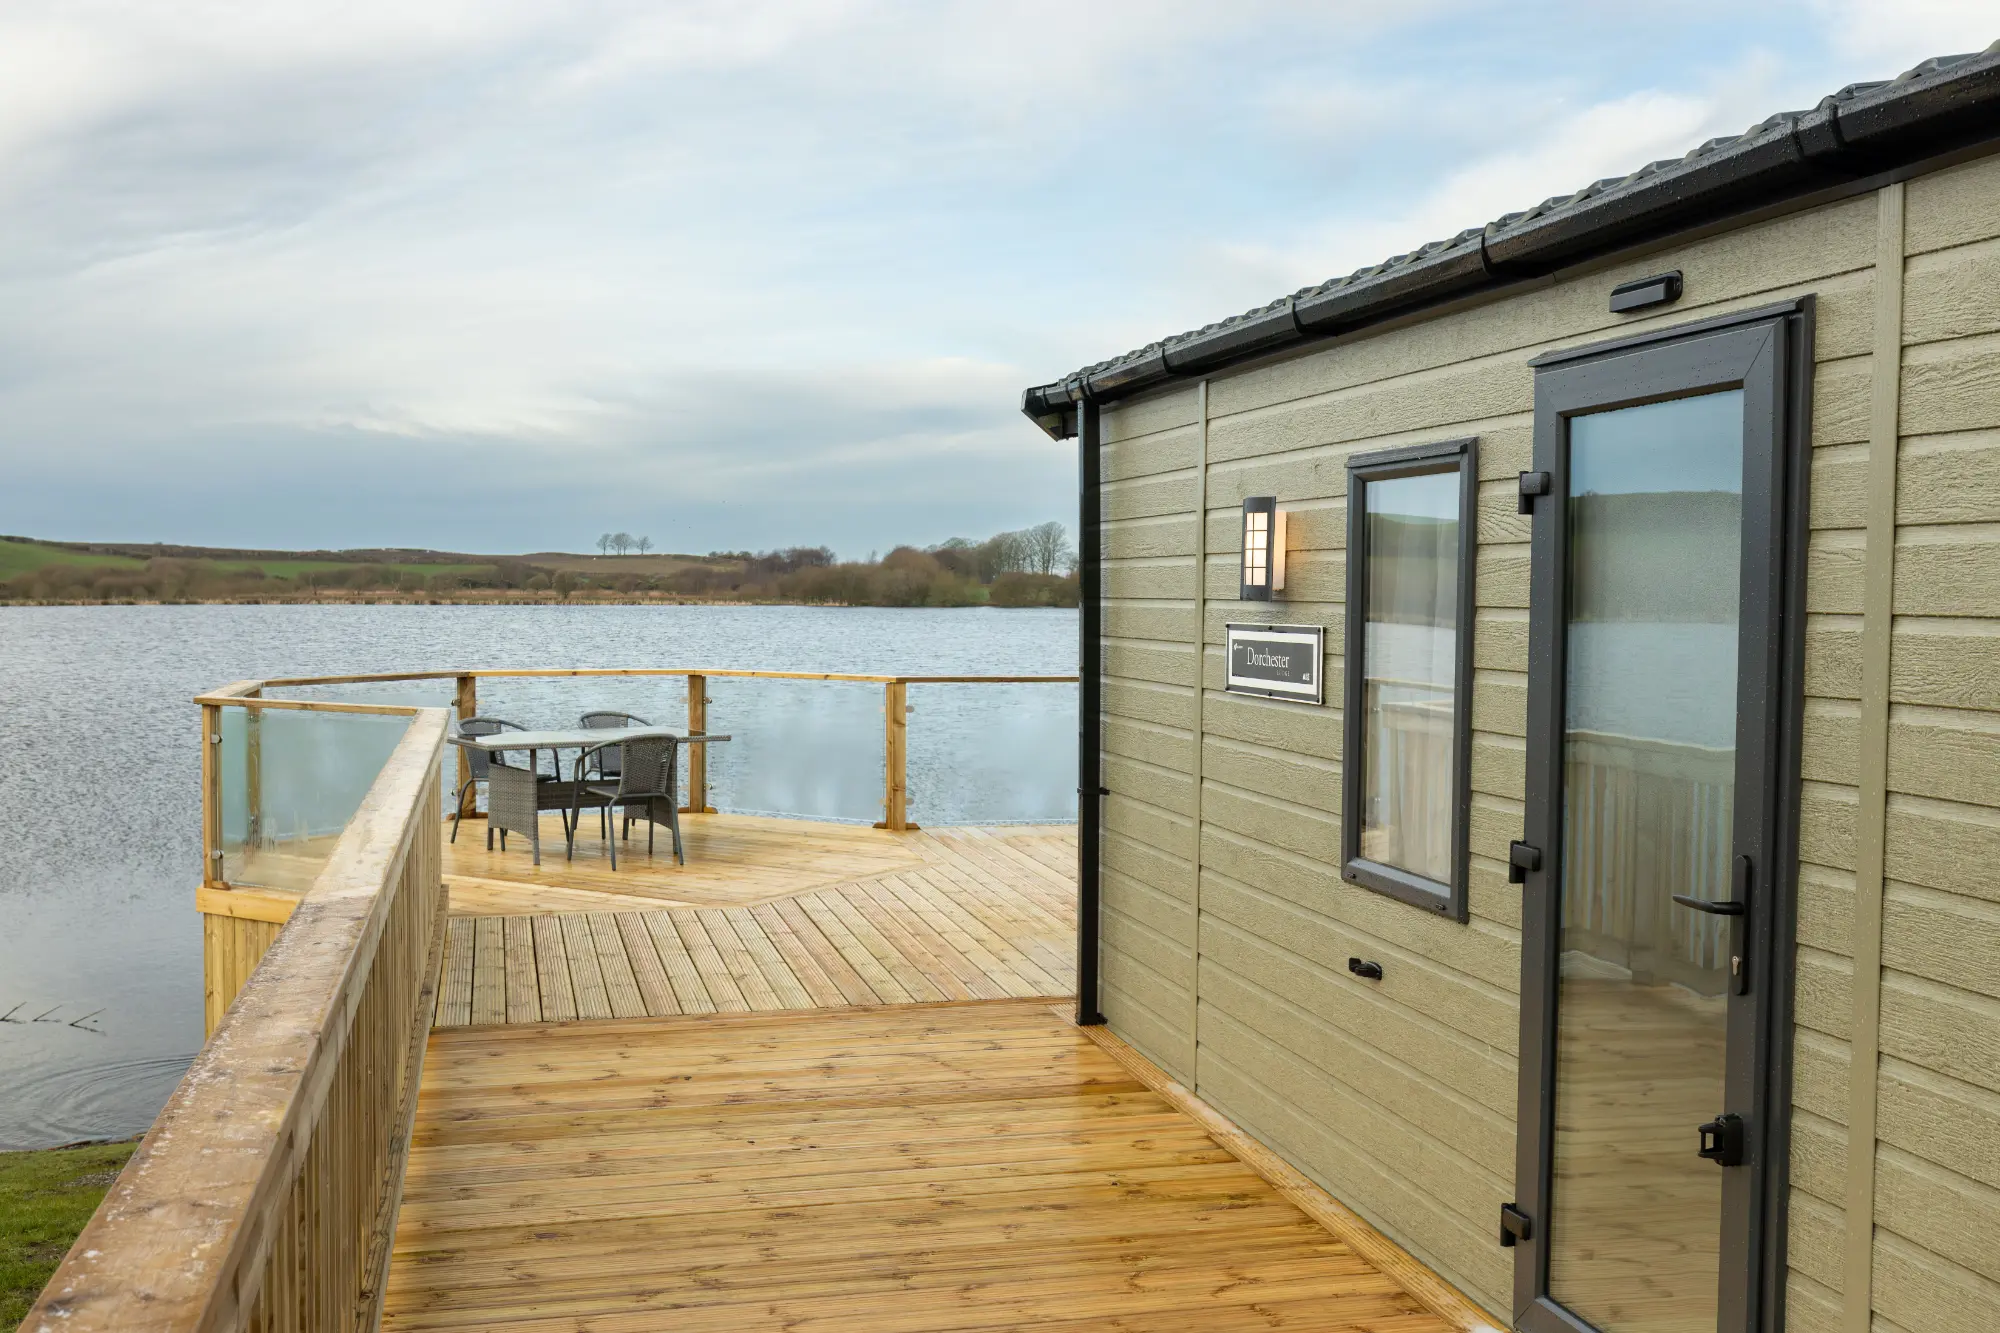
left=1672, top=894, right=1744, bottom=916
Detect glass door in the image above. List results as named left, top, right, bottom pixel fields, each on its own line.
left=1548, top=390, right=1742, bottom=1332
left=1512, top=310, right=1805, bottom=1333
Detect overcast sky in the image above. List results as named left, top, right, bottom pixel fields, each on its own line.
left=0, top=2, right=1990, bottom=558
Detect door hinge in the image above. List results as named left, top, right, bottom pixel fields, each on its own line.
left=1500, top=1202, right=1533, bottom=1247
left=1517, top=471, right=1551, bottom=515
left=1507, top=840, right=1541, bottom=884
left=1698, top=1112, right=1746, bottom=1166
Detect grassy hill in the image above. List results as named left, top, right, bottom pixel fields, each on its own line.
left=1, top=538, right=498, bottom=582
left=0, top=538, right=145, bottom=579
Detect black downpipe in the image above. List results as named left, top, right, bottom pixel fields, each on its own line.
left=1075, top=398, right=1105, bottom=1026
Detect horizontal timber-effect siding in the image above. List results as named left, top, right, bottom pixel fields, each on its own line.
left=1855, top=152, right=2000, bottom=1331
left=1100, top=383, right=1202, bottom=1083
left=1090, top=169, right=1995, bottom=1322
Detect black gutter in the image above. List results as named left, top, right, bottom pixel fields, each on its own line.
left=1074, top=398, right=1105, bottom=1026
left=1021, top=47, right=2000, bottom=439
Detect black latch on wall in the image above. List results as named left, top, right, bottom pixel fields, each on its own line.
left=1698, top=1113, right=1746, bottom=1166
left=1516, top=471, right=1550, bottom=515
left=1609, top=270, right=1683, bottom=313
left=1347, top=957, right=1383, bottom=981
left=1500, top=1203, right=1533, bottom=1247
left=1507, top=840, right=1541, bottom=884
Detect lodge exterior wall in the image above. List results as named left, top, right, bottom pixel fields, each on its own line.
left=1093, top=151, right=2000, bottom=1325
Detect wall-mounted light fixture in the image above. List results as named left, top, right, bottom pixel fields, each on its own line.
left=1240, top=496, right=1286, bottom=600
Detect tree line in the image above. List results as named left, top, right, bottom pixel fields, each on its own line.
left=0, top=522, right=1079, bottom=607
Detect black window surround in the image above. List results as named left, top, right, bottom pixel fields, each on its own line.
left=1509, top=300, right=1812, bottom=1333
left=1339, top=436, right=1478, bottom=922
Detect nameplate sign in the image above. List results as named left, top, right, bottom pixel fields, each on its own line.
left=1224, top=623, right=1324, bottom=705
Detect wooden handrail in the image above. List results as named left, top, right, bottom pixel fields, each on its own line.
left=29, top=711, right=452, bottom=1333
left=255, top=667, right=1079, bottom=687
left=194, top=694, right=427, bottom=716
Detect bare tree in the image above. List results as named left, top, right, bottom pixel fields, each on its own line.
left=1022, top=521, right=1071, bottom=575
left=597, top=533, right=613, bottom=556
left=612, top=532, right=634, bottom=556
left=636, top=535, right=653, bottom=556
left=978, top=530, right=1026, bottom=579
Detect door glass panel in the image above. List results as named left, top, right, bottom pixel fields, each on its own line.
left=1359, top=468, right=1461, bottom=882
left=1548, top=390, right=1743, bottom=1333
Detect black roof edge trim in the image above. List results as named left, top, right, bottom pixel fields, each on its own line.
left=1525, top=298, right=1808, bottom=369
left=1019, top=47, right=2000, bottom=441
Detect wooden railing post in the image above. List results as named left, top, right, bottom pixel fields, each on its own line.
left=685, top=674, right=711, bottom=814
left=202, top=703, right=225, bottom=887
left=453, top=674, right=477, bottom=820
left=879, top=680, right=910, bottom=832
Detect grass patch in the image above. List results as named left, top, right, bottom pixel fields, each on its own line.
left=212, top=559, right=494, bottom=579
left=0, top=1140, right=137, bottom=1327
left=0, top=539, right=143, bottom=580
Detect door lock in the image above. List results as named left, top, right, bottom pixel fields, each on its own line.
left=1697, top=1113, right=1745, bottom=1166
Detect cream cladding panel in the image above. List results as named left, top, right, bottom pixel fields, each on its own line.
left=1077, top=181, right=2000, bottom=1321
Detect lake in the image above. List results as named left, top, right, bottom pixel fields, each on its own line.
left=0, top=604, right=1078, bottom=1149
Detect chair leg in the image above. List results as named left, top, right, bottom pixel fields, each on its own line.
left=668, top=799, right=684, bottom=866
left=608, top=806, right=618, bottom=872
left=451, top=779, right=474, bottom=843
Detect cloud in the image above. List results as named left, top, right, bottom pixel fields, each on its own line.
left=1813, top=0, right=1995, bottom=74
left=0, top=2, right=1981, bottom=554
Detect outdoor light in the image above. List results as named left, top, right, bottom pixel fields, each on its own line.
left=1240, top=496, right=1286, bottom=600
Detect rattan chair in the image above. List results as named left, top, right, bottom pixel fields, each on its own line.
left=451, top=716, right=529, bottom=847
left=568, top=735, right=682, bottom=869
left=580, top=710, right=650, bottom=838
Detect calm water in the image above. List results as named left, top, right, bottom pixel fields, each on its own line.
left=0, top=604, right=1077, bottom=1149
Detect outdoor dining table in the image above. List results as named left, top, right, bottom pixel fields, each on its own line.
left=450, top=726, right=731, bottom=866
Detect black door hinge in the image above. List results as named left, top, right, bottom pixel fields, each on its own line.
left=1507, top=840, right=1541, bottom=884
left=1500, top=1202, right=1533, bottom=1247
left=1517, top=471, right=1551, bottom=515
left=1698, top=1113, right=1746, bottom=1166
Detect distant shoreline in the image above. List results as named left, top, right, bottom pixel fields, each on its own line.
left=2, top=530, right=1081, bottom=609
left=0, top=594, right=1066, bottom=609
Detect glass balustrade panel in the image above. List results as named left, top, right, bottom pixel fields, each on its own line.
left=907, top=683, right=1078, bottom=825
left=217, top=705, right=413, bottom=892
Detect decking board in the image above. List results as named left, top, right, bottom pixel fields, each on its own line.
left=435, top=821, right=1077, bottom=1026
left=383, top=999, right=1456, bottom=1333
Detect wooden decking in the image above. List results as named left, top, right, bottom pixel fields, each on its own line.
left=433, top=817, right=1076, bottom=1025
left=384, top=999, right=1458, bottom=1333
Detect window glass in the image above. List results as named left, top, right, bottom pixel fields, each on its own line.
left=1358, top=469, right=1461, bottom=884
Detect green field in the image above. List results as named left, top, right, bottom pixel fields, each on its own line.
left=0, top=538, right=495, bottom=584
left=0, top=1140, right=136, bottom=1326
left=0, top=538, right=143, bottom=579
left=213, top=559, right=495, bottom=579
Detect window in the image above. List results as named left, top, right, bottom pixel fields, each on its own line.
left=1341, top=437, right=1477, bottom=918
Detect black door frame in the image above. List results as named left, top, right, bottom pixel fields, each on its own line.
left=1510, top=300, right=1814, bottom=1333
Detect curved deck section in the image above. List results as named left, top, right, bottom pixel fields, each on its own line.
left=435, top=818, right=1078, bottom=1025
